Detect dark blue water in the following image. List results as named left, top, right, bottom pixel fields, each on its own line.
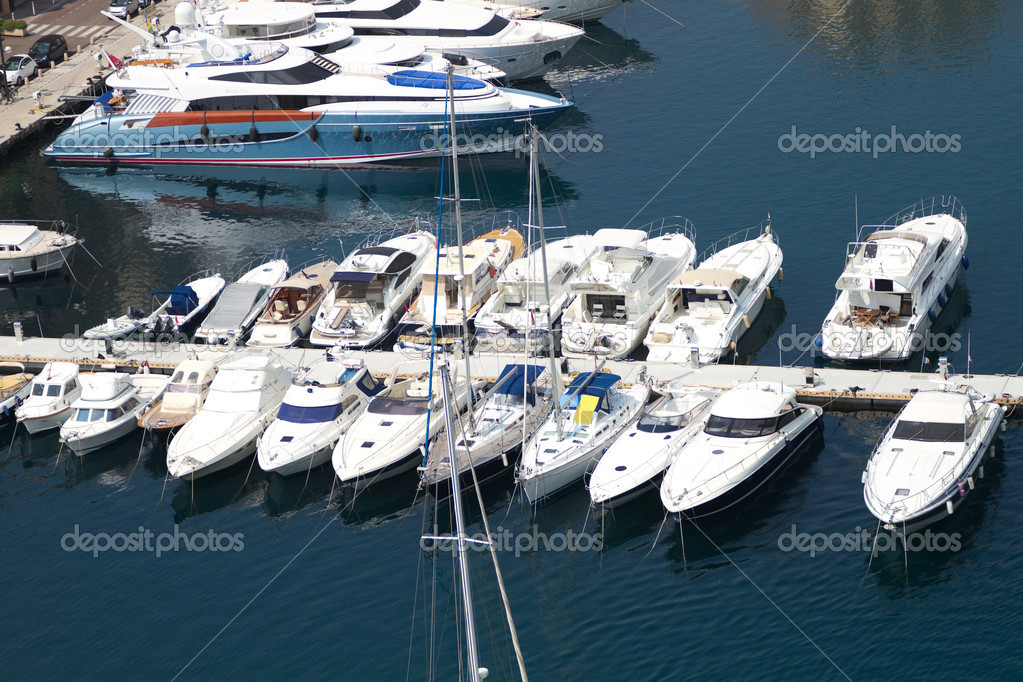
left=3, top=1, right=1023, bottom=678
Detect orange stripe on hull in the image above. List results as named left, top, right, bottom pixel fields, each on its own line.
left=147, top=111, right=318, bottom=128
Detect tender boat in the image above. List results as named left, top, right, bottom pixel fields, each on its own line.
left=248, top=259, right=339, bottom=347
left=474, top=234, right=596, bottom=355
left=393, top=225, right=524, bottom=353
left=862, top=387, right=1004, bottom=531
left=16, top=362, right=84, bottom=434
left=257, top=359, right=385, bottom=476
left=645, top=223, right=782, bottom=364
left=420, top=363, right=551, bottom=493
left=516, top=369, right=647, bottom=504
left=44, top=43, right=571, bottom=167
left=196, top=257, right=290, bottom=345
left=167, top=355, right=293, bottom=480
left=560, top=221, right=698, bottom=360
left=660, top=382, right=823, bottom=517
left=0, top=362, right=34, bottom=425
left=311, top=0, right=585, bottom=81
left=588, top=385, right=718, bottom=508
left=0, top=220, right=78, bottom=283
left=333, top=367, right=481, bottom=488
left=138, top=359, right=218, bottom=432
left=60, top=371, right=170, bottom=456
left=820, top=195, right=968, bottom=363
left=310, top=230, right=435, bottom=348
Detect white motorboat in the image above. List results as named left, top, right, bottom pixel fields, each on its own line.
left=196, top=258, right=290, bottom=345
left=333, top=367, right=481, bottom=487
left=138, top=359, right=218, bottom=432
left=310, top=230, right=436, bottom=349
left=0, top=220, right=78, bottom=283
left=862, top=387, right=1004, bottom=531
left=560, top=221, right=698, bottom=360
left=820, top=195, right=969, bottom=363
left=453, top=0, right=626, bottom=23
left=60, top=371, right=170, bottom=456
left=16, top=362, right=84, bottom=434
left=0, top=363, right=34, bottom=426
left=645, top=223, right=783, bottom=364
left=420, top=363, right=551, bottom=492
left=393, top=225, right=524, bottom=353
left=257, top=358, right=385, bottom=476
left=660, top=382, right=823, bottom=517
left=516, top=369, right=647, bottom=504
left=588, top=385, right=718, bottom=508
left=311, top=0, right=585, bottom=81
left=248, top=259, right=339, bottom=347
left=473, top=234, right=596, bottom=354
left=167, top=354, right=293, bottom=480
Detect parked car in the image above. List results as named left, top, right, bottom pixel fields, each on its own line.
left=3, top=54, right=37, bottom=86
left=27, top=35, right=67, bottom=68
left=107, top=0, right=141, bottom=18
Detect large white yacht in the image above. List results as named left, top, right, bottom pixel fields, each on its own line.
left=560, top=222, right=698, bottom=360
left=645, top=224, right=783, bottom=364
left=310, top=0, right=585, bottom=80
left=516, top=369, right=647, bottom=504
left=310, top=230, right=436, bottom=349
left=660, top=383, right=823, bottom=518
left=862, top=387, right=1004, bottom=531
left=820, top=196, right=968, bottom=363
left=453, top=0, right=626, bottom=23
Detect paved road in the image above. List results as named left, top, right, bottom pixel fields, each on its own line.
left=2, top=0, right=167, bottom=56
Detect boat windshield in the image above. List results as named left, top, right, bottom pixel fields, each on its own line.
left=367, top=397, right=427, bottom=416
left=892, top=420, right=965, bottom=442
left=74, top=408, right=115, bottom=422
left=276, top=402, right=346, bottom=424
left=638, top=411, right=688, bottom=434
left=705, top=414, right=778, bottom=438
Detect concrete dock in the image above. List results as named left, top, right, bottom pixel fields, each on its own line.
left=2, top=333, right=1021, bottom=415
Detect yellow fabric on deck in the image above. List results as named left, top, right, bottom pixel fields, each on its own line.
left=574, top=395, right=599, bottom=425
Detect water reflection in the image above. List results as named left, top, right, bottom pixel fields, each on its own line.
left=548, top=21, right=659, bottom=87
left=170, top=461, right=267, bottom=523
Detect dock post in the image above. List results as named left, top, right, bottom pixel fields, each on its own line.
left=13, top=322, right=22, bottom=344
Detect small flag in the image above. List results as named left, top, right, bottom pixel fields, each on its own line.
left=924, top=357, right=931, bottom=364
left=529, top=310, right=535, bottom=325
left=102, top=50, right=123, bottom=70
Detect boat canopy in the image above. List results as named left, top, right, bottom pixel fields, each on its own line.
left=155, top=285, right=199, bottom=316
left=559, top=372, right=620, bottom=416
left=385, top=70, right=487, bottom=90
left=899, top=391, right=974, bottom=425
left=0, top=224, right=44, bottom=251
left=202, top=282, right=263, bottom=330
left=495, top=364, right=544, bottom=407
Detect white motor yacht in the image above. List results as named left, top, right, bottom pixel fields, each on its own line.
left=196, top=258, right=290, bottom=346
left=310, top=230, right=436, bottom=349
left=862, top=387, right=1004, bottom=531
left=474, top=233, right=596, bottom=354
left=420, top=363, right=551, bottom=493
left=60, top=371, right=171, bottom=456
left=588, top=385, right=718, bottom=508
left=820, top=195, right=968, bottom=363
left=516, top=369, right=647, bottom=504
left=257, top=359, right=385, bottom=476
left=333, top=367, right=481, bottom=487
left=167, top=354, right=293, bottom=480
left=646, top=223, right=783, bottom=364
left=311, top=0, right=585, bottom=81
left=660, top=382, right=823, bottom=517
left=16, top=362, right=84, bottom=434
left=0, top=221, right=78, bottom=283
left=248, top=259, right=339, bottom=347
left=561, top=221, right=698, bottom=360
left=138, top=359, right=218, bottom=432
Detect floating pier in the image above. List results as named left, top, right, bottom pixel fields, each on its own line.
left=2, top=332, right=1021, bottom=415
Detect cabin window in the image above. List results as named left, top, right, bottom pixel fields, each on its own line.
left=874, top=279, right=894, bottom=292
left=367, top=397, right=428, bottom=416
left=357, top=373, right=382, bottom=396
left=705, top=414, right=778, bottom=438
left=46, top=385, right=61, bottom=397
left=900, top=294, right=913, bottom=317
left=892, top=420, right=965, bottom=442
left=777, top=409, right=800, bottom=428
left=32, top=384, right=44, bottom=396
left=277, top=402, right=347, bottom=424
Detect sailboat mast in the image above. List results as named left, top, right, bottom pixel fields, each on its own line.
left=447, top=67, right=475, bottom=423
left=439, top=363, right=483, bottom=682
left=531, top=126, right=563, bottom=439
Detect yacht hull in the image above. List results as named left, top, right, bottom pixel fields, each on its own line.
left=19, top=407, right=72, bottom=434
left=62, top=416, right=140, bottom=456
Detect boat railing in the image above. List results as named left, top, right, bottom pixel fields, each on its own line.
left=1, top=218, right=77, bottom=237
left=230, top=248, right=289, bottom=282
left=878, top=194, right=966, bottom=232
left=696, top=218, right=774, bottom=264
left=634, top=215, right=696, bottom=246
left=842, top=238, right=923, bottom=271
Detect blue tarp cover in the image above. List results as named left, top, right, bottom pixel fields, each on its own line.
left=495, top=364, right=544, bottom=406
left=559, top=371, right=620, bottom=411
left=385, top=70, right=487, bottom=90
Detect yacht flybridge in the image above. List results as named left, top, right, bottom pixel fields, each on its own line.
left=310, top=0, right=585, bottom=81
left=44, top=43, right=571, bottom=168
left=820, top=196, right=968, bottom=363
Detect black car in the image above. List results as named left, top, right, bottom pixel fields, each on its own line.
left=28, top=34, right=67, bottom=68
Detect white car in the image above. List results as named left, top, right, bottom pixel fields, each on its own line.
left=3, top=54, right=37, bottom=86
